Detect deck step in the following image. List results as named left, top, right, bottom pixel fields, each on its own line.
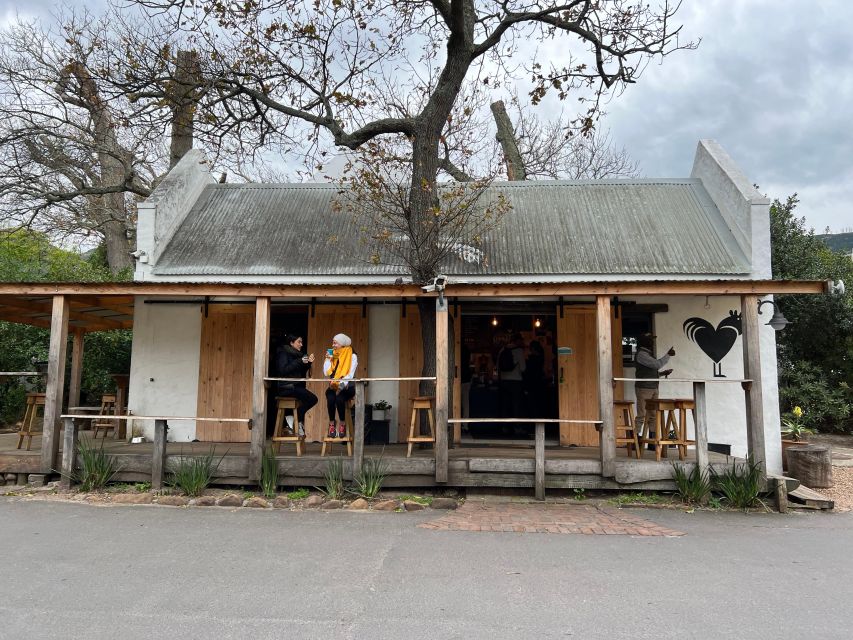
left=788, top=485, right=835, bottom=510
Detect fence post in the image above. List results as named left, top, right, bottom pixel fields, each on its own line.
left=693, top=381, right=709, bottom=478
left=59, top=417, right=77, bottom=490
left=152, top=419, right=168, bottom=490
left=535, top=422, right=545, bottom=501
left=353, top=381, right=365, bottom=478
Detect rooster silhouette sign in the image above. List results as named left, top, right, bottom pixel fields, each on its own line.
left=683, top=311, right=743, bottom=377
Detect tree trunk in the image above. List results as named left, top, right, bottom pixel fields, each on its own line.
left=103, top=216, right=132, bottom=273
left=169, top=50, right=201, bottom=169
left=490, top=100, right=527, bottom=180
left=787, top=445, right=833, bottom=488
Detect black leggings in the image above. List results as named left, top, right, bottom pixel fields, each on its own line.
left=326, top=385, right=355, bottom=421
left=277, top=386, right=318, bottom=421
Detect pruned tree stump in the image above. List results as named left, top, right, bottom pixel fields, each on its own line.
left=787, top=445, right=833, bottom=488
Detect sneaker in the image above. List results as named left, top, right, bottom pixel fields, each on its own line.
left=328, top=422, right=336, bottom=438
left=338, top=425, right=346, bottom=439
left=298, top=425, right=305, bottom=438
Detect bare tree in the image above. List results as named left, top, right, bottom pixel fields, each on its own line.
left=124, top=0, right=694, bottom=389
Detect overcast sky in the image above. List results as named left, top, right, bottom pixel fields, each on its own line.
left=2, top=0, right=851, bottom=233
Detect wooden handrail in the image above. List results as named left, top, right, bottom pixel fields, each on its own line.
left=614, top=377, right=752, bottom=383
left=448, top=418, right=601, bottom=424
left=60, top=414, right=251, bottom=422
left=264, top=376, right=436, bottom=382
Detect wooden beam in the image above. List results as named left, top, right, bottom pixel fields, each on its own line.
left=249, top=297, right=270, bottom=481
left=0, top=279, right=830, bottom=299
left=693, top=381, right=709, bottom=478
left=434, top=297, right=449, bottom=483
left=596, top=296, right=615, bottom=478
left=0, top=310, right=52, bottom=329
left=0, top=295, right=126, bottom=330
left=59, top=417, right=77, bottom=490
left=741, top=294, right=767, bottom=474
left=68, top=330, right=85, bottom=409
left=41, top=295, right=69, bottom=472
left=152, top=420, right=168, bottom=490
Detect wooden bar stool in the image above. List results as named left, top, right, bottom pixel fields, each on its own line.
left=16, top=392, right=46, bottom=450
left=321, top=399, right=353, bottom=457
left=407, top=396, right=435, bottom=458
left=271, top=397, right=304, bottom=456
left=640, top=399, right=687, bottom=462
left=614, top=400, right=641, bottom=459
left=92, top=394, right=118, bottom=439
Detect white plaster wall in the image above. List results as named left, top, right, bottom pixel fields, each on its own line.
left=127, top=297, right=202, bottom=442
left=367, top=305, right=400, bottom=442
left=622, top=295, right=781, bottom=466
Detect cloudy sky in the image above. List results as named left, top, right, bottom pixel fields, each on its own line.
left=3, top=0, right=851, bottom=233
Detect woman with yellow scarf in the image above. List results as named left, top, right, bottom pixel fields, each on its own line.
left=322, top=333, right=358, bottom=438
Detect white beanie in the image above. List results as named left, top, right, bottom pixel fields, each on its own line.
left=333, top=333, right=352, bottom=347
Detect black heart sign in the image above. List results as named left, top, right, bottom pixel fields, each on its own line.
left=683, top=311, right=743, bottom=377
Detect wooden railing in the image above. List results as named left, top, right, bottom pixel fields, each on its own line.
left=448, top=418, right=602, bottom=501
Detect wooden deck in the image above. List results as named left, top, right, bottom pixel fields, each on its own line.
left=0, top=431, right=737, bottom=490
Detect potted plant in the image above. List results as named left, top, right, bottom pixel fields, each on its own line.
left=781, top=406, right=814, bottom=471
left=372, top=400, right=392, bottom=421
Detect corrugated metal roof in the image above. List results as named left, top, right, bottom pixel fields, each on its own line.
left=152, top=179, right=750, bottom=278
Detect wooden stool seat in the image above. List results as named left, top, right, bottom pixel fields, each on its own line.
left=92, top=394, right=118, bottom=439
left=614, top=400, right=641, bottom=459
left=640, top=399, right=689, bottom=462
left=407, top=395, right=435, bottom=458
left=272, top=397, right=305, bottom=456
left=16, top=393, right=46, bottom=451
left=321, top=399, right=353, bottom=457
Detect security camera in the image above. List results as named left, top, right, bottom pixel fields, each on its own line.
left=129, top=249, right=145, bottom=258
left=420, top=275, right=448, bottom=294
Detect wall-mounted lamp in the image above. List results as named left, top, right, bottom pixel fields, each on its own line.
left=534, top=318, right=541, bottom=328
left=758, top=299, right=791, bottom=332
left=491, top=317, right=498, bottom=326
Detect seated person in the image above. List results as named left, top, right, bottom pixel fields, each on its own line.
left=275, top=334, right=317, bottom=436
left=323, top=333, right=358, bottom=438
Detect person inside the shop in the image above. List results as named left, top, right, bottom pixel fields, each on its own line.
left=275, top=334, right=318, bottom=437
left=498, top=333, right=526, bottom=419
left=634, top=332, right=675, bottom=446
left=323, top=333, right=358, bottom=438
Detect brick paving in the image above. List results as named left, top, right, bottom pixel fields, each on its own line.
left=418, top=501, right=685, bottom=536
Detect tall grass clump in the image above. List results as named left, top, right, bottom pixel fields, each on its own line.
left=322, top=457, right=346, bottom=500
left=710, top=456, right=764, bottom=510
left=260, top=446, right=279, bottom=498
left=168, top=448, right=225, bottom=497
left=74, top=437, right=120, bottom=491
left=352, top=455, right=389, bottom=500
left=672, top=463, right=713, bottom=505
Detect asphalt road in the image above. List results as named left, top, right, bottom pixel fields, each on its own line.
left=1, top=499, right=851, bottom=639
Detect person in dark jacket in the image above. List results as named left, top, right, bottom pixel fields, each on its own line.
left=275, top=334, right=318, bottom=435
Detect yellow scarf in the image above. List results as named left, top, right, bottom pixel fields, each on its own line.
left=330, top=346, right=353, bottom=390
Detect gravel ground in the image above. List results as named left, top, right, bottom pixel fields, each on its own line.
left=816, top=467, right=853, bottom=511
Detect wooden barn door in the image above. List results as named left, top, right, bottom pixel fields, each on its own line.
left=304, top=305, right=368, bottom=442
left=196, top=304, right=255, bottom=442
left=557, top=306, right=622, bottom=446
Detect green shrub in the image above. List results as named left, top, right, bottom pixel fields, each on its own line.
left=779, top=361, right=851, bottom=432
left=168, top=448, right=225, bottom=497
left=710, top=456, right=764, bottom=511
left=260, top=446, right=278, bottom=498
left=351, top=456, right=389, bottom=499
left=672, top=463, right=713, bottom=505
left=322, top=457, right=346, bottom=500
left=73, top=437, right=121, bottom=491
left=287, top=488, right=309, bottom=500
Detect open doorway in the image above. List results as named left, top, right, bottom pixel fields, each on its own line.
left=461, top=307, right=559, bottom=442
left=266, top=305, right=310, bottom=436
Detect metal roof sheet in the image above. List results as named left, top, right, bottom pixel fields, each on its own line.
left=152, top=179, right=750, bottom=278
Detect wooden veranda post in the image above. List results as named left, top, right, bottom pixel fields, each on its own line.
left=353, top=381, right=365, bottom=477
left=740, top=295, right=767, bottom=474
left=596, top=296, right=615, bottom=478
left=435, top=296, right=449, bottom=483
left=152, top=420, right=168, bottom=490
left=249, top=297, right=271, bottom=481
left=41, top=295, right=69, bottom=472
left=68, top=329, right=85, bottom=410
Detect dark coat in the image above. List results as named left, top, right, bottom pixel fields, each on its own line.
left=276, top=345, right=310, bottom=392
